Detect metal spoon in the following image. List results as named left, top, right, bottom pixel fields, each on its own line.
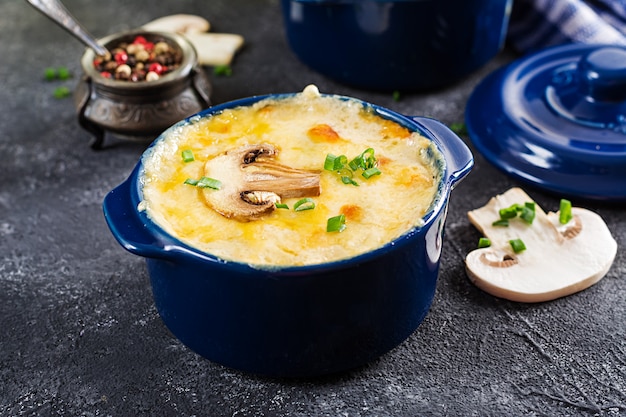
left=25, top=0, right=109, bottom=56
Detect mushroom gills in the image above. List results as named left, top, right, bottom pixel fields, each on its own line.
left=465, top=187, right=617, bottom=303
left=202, top=144, right=321, bottom=221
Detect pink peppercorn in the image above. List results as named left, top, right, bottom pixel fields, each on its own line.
left=114, top=51, right=128, bottom=65
left=148, top=62, right=164, bottom=75
left=92, top=35, right=182, bottom=82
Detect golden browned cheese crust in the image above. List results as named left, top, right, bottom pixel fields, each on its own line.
left=140, top=87, right=442, bottom=267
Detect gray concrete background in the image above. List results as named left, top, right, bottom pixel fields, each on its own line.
left=1, top=0, right=625, bottom=415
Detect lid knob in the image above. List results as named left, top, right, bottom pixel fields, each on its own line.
left=578, top=46, right=626, bottom=102
left=545, top=45, right=626, bottom=128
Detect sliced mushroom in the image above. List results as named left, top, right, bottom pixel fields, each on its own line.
left=184, top=32, right=245, bottom=66
left=142, top=14, right=211, bottom=34
left=141, top=14, right=245, bottom=66
left=465, top=187, right=617, bottom=303
left=202, top=144, right=321, bottom=221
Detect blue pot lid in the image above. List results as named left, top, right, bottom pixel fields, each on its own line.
left=466, top=43, right=626, bottom=201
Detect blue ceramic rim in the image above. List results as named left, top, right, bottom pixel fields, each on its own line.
left=132, top=92, right=453, bottom=273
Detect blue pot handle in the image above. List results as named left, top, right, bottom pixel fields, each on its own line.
left=103, top=173, right=175, bottom=260
left=411, top=116, right=474, bottom=188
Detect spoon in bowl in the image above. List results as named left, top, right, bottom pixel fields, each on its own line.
left=25, top=0, right=109, bottom=56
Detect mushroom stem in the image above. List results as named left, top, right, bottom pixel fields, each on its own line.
left=202, top=144, right=321, bottom=221
left=242, top=161, right=321, bottom=198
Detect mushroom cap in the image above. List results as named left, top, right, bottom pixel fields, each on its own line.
left=202, top=144, right=321, bottom=222
left=465, top=188, right=618, bottom=303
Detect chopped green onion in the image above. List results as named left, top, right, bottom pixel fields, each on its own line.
left=44, top=67, right=57, bottom=81
left=181, top=149, right=195, bottom=163
left=520, top=206, right=535, bottom=224
left=324, top=154, right=347, bottom=171
left=275, top=203, right=289, bottom=209
left=53, top=86, right=71, bottom=99
left=509, top=238, right=526, bottom=253
left=392, top=90, right=401, bottom=102
left=499, top=204, right=520, bottom=219
left=348, top=156, right=360, bottom=171
left=324, top=154, right=338, bottom=171
left=449, top=122, right=468, bottom=136
left=44, top=66, right=71, bottom=81
left=57, top=67, right=71, bottom=80
left=478, top=237, right=491, bottom=248
left=326, top=214, right=346, bottom=232
left=362, top=167, right=381, bottom=179
left=559, top=199, right=572, bottom=224
left=185, top=177, right=221, bottom=189
left=293, top=197, right=315, bottom=211
left=492, top=219, right=509, bottom=227
left=197, top=177, right=222, bottom=189
left=361, top=148, right=376, bottom=169
left=327, top=147, right=381, bottom=186
left=213, top=65, right=232, bottom=76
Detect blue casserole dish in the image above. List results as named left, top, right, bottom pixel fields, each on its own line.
left=281, top=0, right=512, bottom=91
left=102, top=91, right=473, bottom=377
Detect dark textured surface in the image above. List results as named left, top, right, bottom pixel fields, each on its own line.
left=1, top=1, right=625, bottom=416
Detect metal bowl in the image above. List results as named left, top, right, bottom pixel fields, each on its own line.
left=74, top=30, right=211, bottom=149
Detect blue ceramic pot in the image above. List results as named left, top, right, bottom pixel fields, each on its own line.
left=103, top=92, right=473, bottom=377
left=281, top=0, right=512, bottom=91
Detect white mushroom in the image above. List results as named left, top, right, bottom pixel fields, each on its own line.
left=142, top=14, right=211, bottom=34
left=141, top=14, right=245, bottom=66
left=465, top=187, right=617, bottom=303
left=202, top=144, right=321, bottom=221
left=184, top=32, right=245, bottom=66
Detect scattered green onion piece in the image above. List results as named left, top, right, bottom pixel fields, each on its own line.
left=392, top=90, right=401, bottom=102
left=181, top=149, right=195, bottom=163
left=559, top=199, right=572, bottom=224
left=492, top=219, right=509, bottom=227
left=327, top=214, right=346, bottom=232
left=275, top=203, right=289, bottom=209
left=53, top=86, right=71, bottom=99
left=341, top=176, right=359, bottom=186
left=213, top=65, right=232, bottom=76
left=449, top=122, right=468, bottom=136
left=184, top=178, right=199, bottom=186
left=520, top=206, right=535, bottom=224
left=362, top=167, right=381, bottom=179
left=196, top=177, right=222, bottom=189
left=478, top=237, right=491, bottom=248
left=44, top=67, right=57, bottom=81
left=293, top=197, right=315, bottom=212
left=57, top=67, right=71, bottom=80
left=509, top=238, right=526, bottom=253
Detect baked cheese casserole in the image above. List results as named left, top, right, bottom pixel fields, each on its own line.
left=140, top=85, right=442, bottom=267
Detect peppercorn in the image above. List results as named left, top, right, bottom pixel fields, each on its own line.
left=93, top=35, right=182, bottom=83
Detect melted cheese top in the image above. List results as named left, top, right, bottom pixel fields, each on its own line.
left=140, top=86, right=442, bottom=267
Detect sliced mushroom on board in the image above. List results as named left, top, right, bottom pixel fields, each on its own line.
left=141, top=14, right=245, bottom=66
left=202, top=144, right=321, bottom=221
left=465, top=187, right=618, bottom=303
